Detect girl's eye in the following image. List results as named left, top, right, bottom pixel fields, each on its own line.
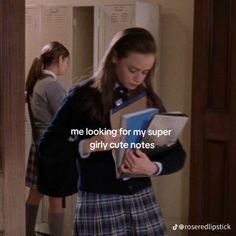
left=128, top=68, right=137, bottom=73
left=142, top=70, right=149, bottom=75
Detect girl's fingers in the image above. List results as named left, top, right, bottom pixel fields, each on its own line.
left=125, top=150, right=136, bottom=165
left=120, top=164, right=131, bottom=174
left=134, top=148, right=145, bottom=158
left=123, top=152, right=136, bottom=168
left=123, top=159, right=132, bottom=169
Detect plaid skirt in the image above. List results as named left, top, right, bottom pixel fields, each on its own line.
left=73, top=187, right=167, bottom=236
left=25, top=143, right=38, bottom=189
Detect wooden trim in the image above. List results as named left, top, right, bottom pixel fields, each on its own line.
left=0, top=0, right=25, bottom=235
left=190, top=0, right=236, bottom=235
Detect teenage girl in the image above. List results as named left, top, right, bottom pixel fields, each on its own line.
left=39, top=28, right=186, bottom=236
left=25, top=41, right=69, bottom=236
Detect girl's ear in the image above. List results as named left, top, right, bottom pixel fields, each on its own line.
left=58, top=55, right=64, bottom=65
left=112, top=51, right=118, bottom=64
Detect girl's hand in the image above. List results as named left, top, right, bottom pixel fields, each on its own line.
left=120, top=149, right=158, bottom=176
left=83, top=134, right=122, bottom=153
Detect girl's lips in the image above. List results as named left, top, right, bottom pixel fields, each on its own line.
left=130, top=83, right=140, bottom=88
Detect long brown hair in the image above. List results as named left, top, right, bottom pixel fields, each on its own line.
left=25, top=41, right=69, bottom=101
left=92, top=27, right=165, bottom=123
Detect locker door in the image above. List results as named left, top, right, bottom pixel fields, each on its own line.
left=72, top=7, right=94, bottom=82
left=37, top=7, right=76, bottom=236
left=25, top=6, right=38, bottom=185
left=135, top=2, right=161, bottom=93
left=40, top=6, right=69, bottom=47
left=99, top=5, right=135, bottom=61
left=25, top=6, right=39, bottom=78
left=135, top=2, right=160, bottom=46
left=40, top=5, right=72, bottom=90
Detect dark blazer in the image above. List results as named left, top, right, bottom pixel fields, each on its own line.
left=38, top=79, right=186, bottom=195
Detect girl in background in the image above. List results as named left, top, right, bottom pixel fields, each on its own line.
left=39, top=28, right=186, bottom=236
left=25, top=41, right=69, bottom=236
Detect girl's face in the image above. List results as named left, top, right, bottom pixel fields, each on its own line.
left=58, top=56, right=70, bottom=75
left=113, top=52, right=156, bottom=91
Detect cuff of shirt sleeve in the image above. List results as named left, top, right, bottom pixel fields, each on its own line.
left=153, top=162, right=163, bottom=176
left=79, top=139, right=91, bottom=158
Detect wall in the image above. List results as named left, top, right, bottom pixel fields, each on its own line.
left=149, top=0, right=194, bottom=235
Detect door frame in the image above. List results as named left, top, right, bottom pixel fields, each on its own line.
left=189, top=0, right=236, bottom=235
left=0, top=0, right=25, bottom=235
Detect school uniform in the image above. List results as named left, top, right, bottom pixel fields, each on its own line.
left=25, top=71, right=66, bottom=189
left=38, top=79, right=186, bottom=235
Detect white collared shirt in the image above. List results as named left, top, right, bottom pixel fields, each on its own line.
left=42, top=69, right=57, bottom=80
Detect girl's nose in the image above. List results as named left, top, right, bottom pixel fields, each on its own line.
left=133, top=72, right=144, bottom=83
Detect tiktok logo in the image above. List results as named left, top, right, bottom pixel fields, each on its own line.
left=172, top=224, right=178, bottom=230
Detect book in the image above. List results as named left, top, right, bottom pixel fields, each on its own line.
left=110, top=93, right=189, bottom=178
left=114, top=111, right=188, bottom=178
left=142, top=112, right=189, bottom=150
left=121, top=108, right=159, bottom=145
left=110, top=92, right=148, bottom=178
left=110, top=91, right=147, bottom=131
left=117, top=108, right=159, bottom=170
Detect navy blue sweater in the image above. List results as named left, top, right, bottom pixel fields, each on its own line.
left=38, top=80, right=186, bottom=195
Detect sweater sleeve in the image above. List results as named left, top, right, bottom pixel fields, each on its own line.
left=147, top=140, right=186, bottom=175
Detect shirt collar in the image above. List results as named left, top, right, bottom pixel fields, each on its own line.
left=113, top=82, right=120, bottom=90
left=42, top=69, right=57, bottom=80
left=113, top=82, right=128, bottom=93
